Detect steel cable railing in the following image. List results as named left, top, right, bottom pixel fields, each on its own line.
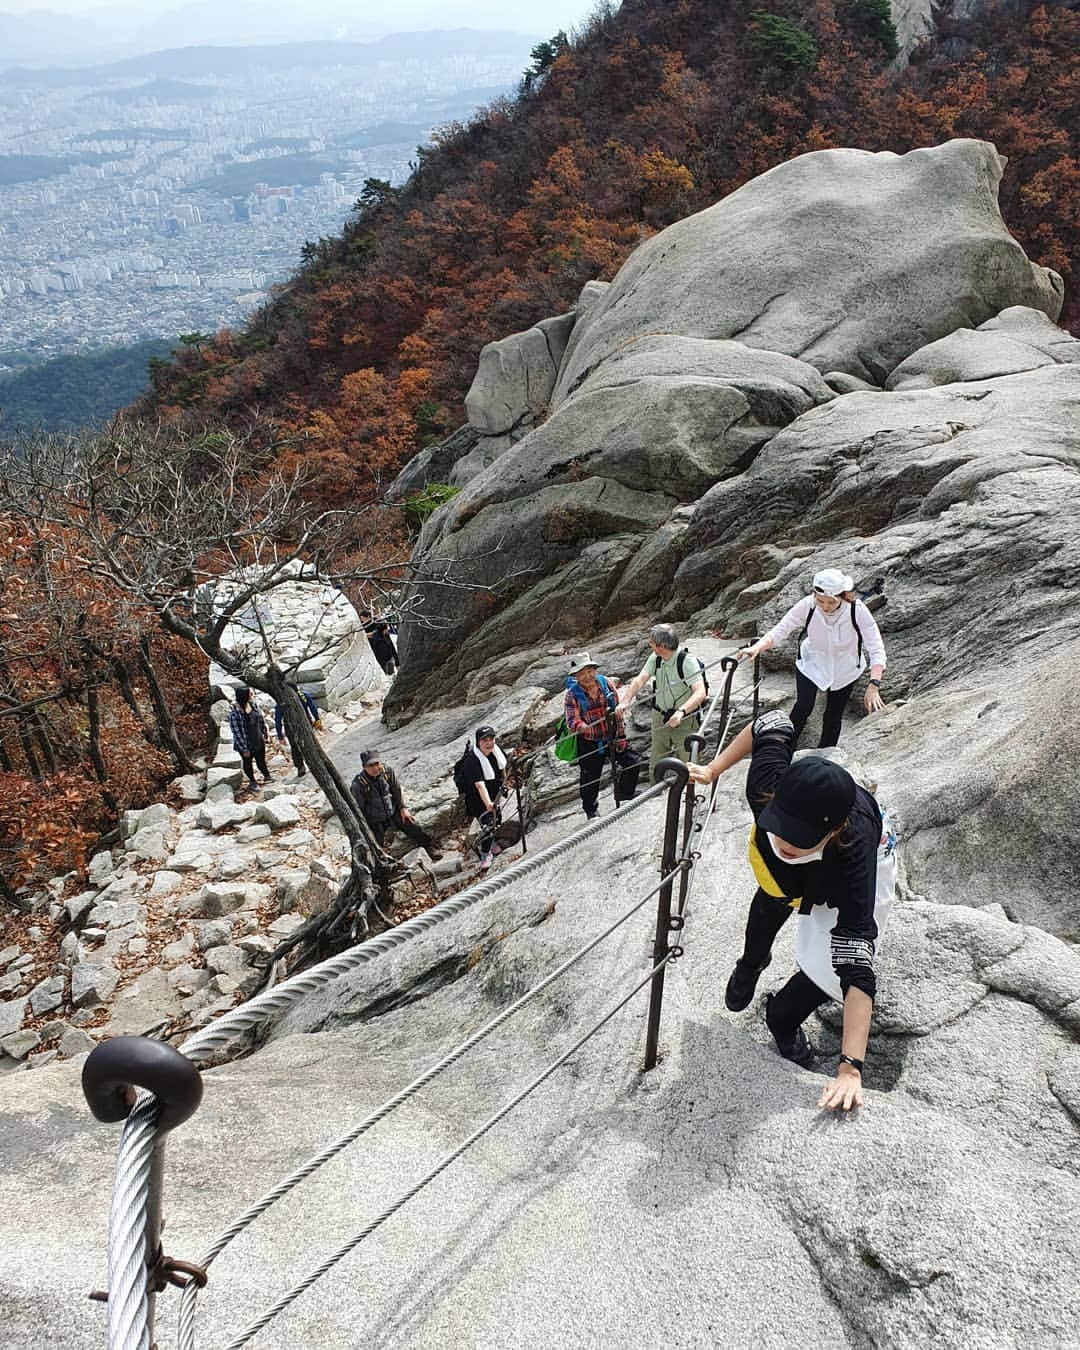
left=97, top=780, right=669, bottom=1350
left=174, top=855, right=685, bottom=1348
left=220, top=951, right=678, bottom=1350
left=87, top=650, right=763, bottom=1350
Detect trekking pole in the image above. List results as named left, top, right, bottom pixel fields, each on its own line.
left=514, top=777, right=527, bottom=855
left=643, top=756, right=690, bottom=1072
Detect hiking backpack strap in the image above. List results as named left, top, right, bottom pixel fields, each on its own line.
left=850, top=600, right=864, bottom=662
left=797, top=596, right=816, bottom=650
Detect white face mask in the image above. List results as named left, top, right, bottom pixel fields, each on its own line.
left=767, top=831, right=825, bottom=864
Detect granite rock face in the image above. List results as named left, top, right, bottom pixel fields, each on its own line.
left=2, top=787, right=1077, bottom=1349
left=387, top=139, right=1068, bottom=722
left=553, top=140, right=1062, bottom=400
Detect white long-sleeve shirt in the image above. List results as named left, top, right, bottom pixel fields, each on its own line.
left=766, top=595, right=886, bottom=691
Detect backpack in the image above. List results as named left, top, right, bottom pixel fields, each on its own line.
left=675, top=649, right=709, bottom=699
left=452, top=741, right=476, bottom=797
left=799, top=599, right=864, bottom=662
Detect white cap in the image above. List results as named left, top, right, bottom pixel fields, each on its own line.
left=812, top=568, right=853, bottom=597
left=567, top=651, right=597, bottom=675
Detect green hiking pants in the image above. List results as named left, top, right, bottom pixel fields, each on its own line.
left=650, top=711, right=701, bottom=773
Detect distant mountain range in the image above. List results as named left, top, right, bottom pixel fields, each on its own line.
left=0, top=5, right=546, bottom=73
left=0, top=29, right=541, bottom=85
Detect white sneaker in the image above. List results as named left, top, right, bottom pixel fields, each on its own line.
left=479, top=852, right=493, bottom=872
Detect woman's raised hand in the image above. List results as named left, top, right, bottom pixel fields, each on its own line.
left=736, top=645, right=757, bottom=662
left=687, top=762, right=713, bottom=785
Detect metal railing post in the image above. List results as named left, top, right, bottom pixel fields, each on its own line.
left=643, top=757, right=689, bottom=1071
left=753, top=652, right=761, bottom=719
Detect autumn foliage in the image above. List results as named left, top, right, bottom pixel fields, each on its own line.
left=133, top=0, right=1080, bottom=507
left=0, top=516, right=208, bottom=898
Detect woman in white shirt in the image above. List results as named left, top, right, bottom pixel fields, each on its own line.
left=739, top=568, right=887, bottom=747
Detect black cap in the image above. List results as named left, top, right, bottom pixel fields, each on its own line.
left=360, top=749, right=380, bottom=766
left=758, top=757, right=856, bottom=849
left=475, top=725, right=495, bottom=742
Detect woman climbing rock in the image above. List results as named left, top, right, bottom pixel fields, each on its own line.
left=689, top=708, right=898, bottom=1111
left=738, top=568, right=886, bottom=747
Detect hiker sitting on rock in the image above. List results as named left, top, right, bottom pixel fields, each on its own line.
left=350, top=750, right=442, bottom=859
left=738, top=568, right=886, bottom=748
left=617, top=624, right=708, bottom=771
left=564, top=652, right=641, bottom=819
left=229, top=686, right=272, bottom=788
left=689, top=709, right=897, bottom=1112
left=458, top=726, right=509, bottom=872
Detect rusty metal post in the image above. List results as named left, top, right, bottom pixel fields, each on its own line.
left=644, top=756, right=689, bottom=1072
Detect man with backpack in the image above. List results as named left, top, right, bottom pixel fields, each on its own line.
left=563, top=653, right=641, bottom=819
left=617, top=624, right=709, bottom=772
left=350, top=750, right=442, bottom=859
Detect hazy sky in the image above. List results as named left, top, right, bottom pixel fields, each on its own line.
left=4, top=0, right=598, bottom=24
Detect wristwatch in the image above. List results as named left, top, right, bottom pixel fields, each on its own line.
left=868, top=678, right=882, bottom=687
left=838, top=1053, right=864, bottom=1072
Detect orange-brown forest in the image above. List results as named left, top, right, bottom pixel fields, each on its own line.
left=140, top=0, right=1080, bottom=504
left=3, top=0, right=1079, bottom=897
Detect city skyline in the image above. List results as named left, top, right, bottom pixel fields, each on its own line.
left=0, top=30, right=544, bottom=368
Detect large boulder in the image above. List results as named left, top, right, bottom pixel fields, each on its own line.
left=465, top=312, right=575, bottom=437
left=387, top=477, right=673, bottom=718
left=552, top=140, right=1062, bottom=401
left=885, top=305, right=1080, bottom=390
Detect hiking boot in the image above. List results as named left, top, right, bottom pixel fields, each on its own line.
left=427, top=847, right=444, bottom=862
left=724, top=957, right=771, bottom=1012
left=764, top=994, right=816, bottom=1068
left=584, top=806, right=600, bottom=820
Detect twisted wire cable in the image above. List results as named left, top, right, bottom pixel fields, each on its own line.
left=219, top=951, right=677, bottom=1350
left=106, top=1097, right=159, bottom=1350
left=174, top=856, right=683, bottom=1349
left=105, top=778, right=669, bottom=1349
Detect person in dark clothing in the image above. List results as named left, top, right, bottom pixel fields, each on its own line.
left=563, top=652, right=641, bottom=818
left=460, top=726, right=509, bottom=871
left=689, top=708, right=897, bottom=1112
left=273, top=685, right=321, bottom=778
left=364, top=615, right=398, bottom=676
left=350, top=750, right=442, bottom=858
left=228, top=686, right=271, bottom=787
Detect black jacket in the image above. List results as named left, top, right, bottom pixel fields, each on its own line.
left=746, top=712, right=882, bottom=1000
left=460, top=748, right=505, bottom=820
left=350, top=766, right=404, bottom=826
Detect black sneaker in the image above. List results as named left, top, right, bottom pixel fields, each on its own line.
left=764, top=994, right=816, bottom=1067
left=724, top=957, right=770, bottom=1012
left=584, top=807, right=599, bottom=820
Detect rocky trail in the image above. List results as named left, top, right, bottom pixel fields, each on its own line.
left=3, top=137, right=1080, bottom=1348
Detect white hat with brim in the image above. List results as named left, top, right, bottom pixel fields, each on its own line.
left=567, top=651, right=598, bottom=676
left=812, top=568, right=854, bottom=597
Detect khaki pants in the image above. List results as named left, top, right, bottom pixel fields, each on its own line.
left=650, top=712, right=701, bottom=774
